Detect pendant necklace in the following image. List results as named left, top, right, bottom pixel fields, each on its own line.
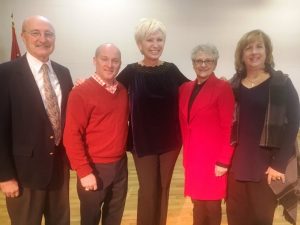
left=245, top=76, right=261, bottom=88
left=245, top=78, right=256, bottom=87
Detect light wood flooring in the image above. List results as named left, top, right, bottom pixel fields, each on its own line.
left=0, top=151, right=299, bottom=224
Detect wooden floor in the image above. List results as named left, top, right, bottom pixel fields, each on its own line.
left=0, top=152, right=299, bottom=225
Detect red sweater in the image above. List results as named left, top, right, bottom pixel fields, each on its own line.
left=63, top=77, right=129, bottom=178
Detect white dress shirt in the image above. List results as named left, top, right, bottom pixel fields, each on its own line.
left=26, top=52, right=62, bottom=111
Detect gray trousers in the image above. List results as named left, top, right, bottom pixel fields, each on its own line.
left=6, top=165, right=70, bottom=225
left=77, top=155, right=128, bottom=225
left=133, top=150, right=180, bottom=225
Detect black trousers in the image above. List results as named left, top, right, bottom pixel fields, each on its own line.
left=192, top=199, right=222, bottom=225
left=133, top=149, right=180, bottom=225
left=6, top=164, right=70, bottom=225
left=77, top=156, right=128, bottom=225
left=226, top=172, right=277, bottom=225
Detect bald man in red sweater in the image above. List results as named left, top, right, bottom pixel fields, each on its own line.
left=64, top=43, right=129, bottom=225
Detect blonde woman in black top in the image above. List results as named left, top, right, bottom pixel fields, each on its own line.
left=117, top=18, right=188, bottom=225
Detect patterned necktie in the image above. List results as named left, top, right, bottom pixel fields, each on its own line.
left=41, top=64, right=61, bottom=145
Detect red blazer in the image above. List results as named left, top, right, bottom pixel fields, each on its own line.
left=179, top=74, right=235, bottom=200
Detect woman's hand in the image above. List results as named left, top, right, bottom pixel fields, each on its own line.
left=74, top=78, right=87, bottom=88
left=215, top=165, right=228, bottom=177
left=265, top=167, right=285, bottom=184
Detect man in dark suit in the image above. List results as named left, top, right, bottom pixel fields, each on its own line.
left=0, top=15, right=73, bottom=225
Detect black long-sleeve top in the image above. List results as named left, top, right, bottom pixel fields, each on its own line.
left=231, top=79, right=272, bottom=181
left=117, top=62, right=188, bottom=157
left=231, top=69, right=300, bottom=181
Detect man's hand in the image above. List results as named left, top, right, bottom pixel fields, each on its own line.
left=215, top=165, right=228, bottom=177
left=80, top=173, right=98, bottom=191
left=219, top=76, right=228, bottom=81
left=0, top=179, right=20, bottom=198
left=266, top=167, right=285, bottom=184
left=74, top=78, right=87, bottom=88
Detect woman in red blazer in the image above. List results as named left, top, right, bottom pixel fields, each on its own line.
left=179, top=44, right=235, bottom=225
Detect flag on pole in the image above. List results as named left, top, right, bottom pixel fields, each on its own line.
left=11, top=13, right=21, bottom=60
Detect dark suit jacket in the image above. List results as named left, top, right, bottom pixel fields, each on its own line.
left=0, top=54, right=73, bottom=189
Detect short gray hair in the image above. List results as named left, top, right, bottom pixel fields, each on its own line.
left=134, top=18, right=166, bottom=44
left=191, top=44, right=219, bottom=62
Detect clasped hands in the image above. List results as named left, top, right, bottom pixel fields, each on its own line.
left=214, top=165, right=285, bottom=185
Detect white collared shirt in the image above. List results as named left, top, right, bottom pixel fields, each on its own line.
left=26, top=52, right=62, bottom=111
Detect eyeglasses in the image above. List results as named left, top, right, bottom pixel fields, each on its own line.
left=193, top=59, right=215, bottom=66
left=25, top=30, right=55, bottom=39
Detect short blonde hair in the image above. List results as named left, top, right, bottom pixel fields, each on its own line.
left=235, top=29, right=274, bottom=76
left=134, top=18, right=166, bottom=44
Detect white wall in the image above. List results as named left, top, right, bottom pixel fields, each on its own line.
left=1, top=0, right=300, bottom=94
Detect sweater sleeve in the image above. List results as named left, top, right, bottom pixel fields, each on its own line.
left=271, top=78, right=300, bottom=172
left=216, top=82, right=235, bottom=166
left=63, top=87, right=93, bottom=178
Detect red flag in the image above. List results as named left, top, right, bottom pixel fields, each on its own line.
left=11, top=14, right=21, bottom=60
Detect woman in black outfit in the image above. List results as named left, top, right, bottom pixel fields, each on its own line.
left=226, top=29, right=300, bottom=225
left=117, top=18, right=188, bottom=225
